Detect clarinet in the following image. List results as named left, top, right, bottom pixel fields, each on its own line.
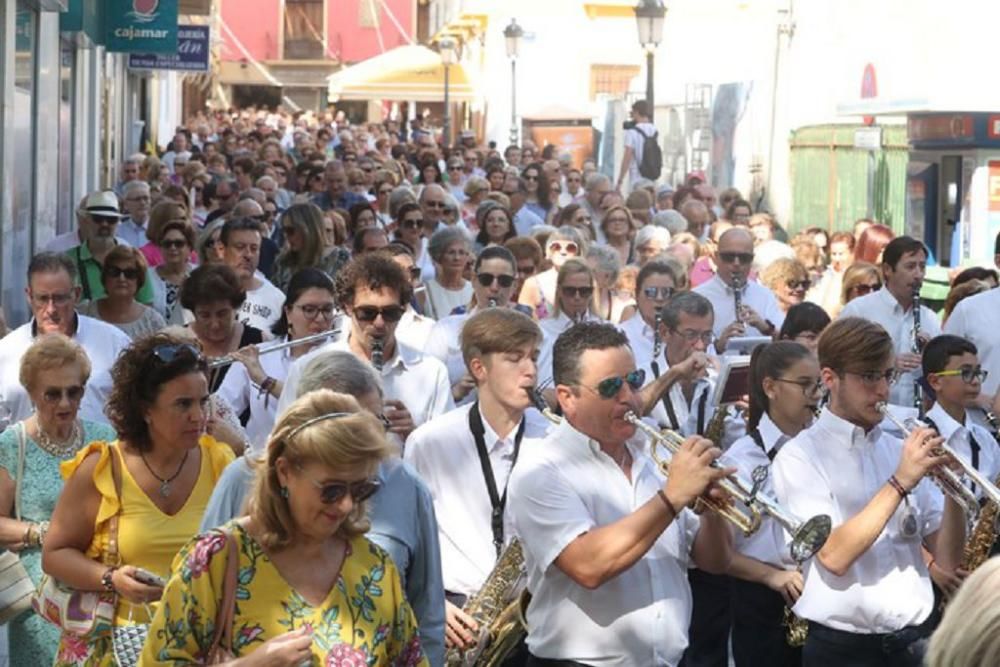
left=370, top=337, right=385, bottom=372
left=651, top=311, right=663, bottom=378
left=732, top=275, right=745, bottom=325
left=912, top=283, right=923, bottom=413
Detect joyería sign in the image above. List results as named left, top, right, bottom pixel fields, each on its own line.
left=105, top=0, right=178, bottom=53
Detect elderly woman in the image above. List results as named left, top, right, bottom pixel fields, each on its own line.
left=0, top=335, right=115, bottom=666
left=149, top=218, right=197, bottom=326
left=474, top=201, right=516, bottom=251
left=142, top=389, right=428, bottom=665
left=760, top=257, right=811, bottom=314
left=217, top=269, right=337, bottom=455
left=195, top=219, right=225, bottom=266
left=272, top=202, right=351, bottom=292
left=423, top=227, right=474, bottom=320
left=586, top=244, right=634, bottom=323
left=461, top=176, right=491, bottom=230
left=80, top=245, right=166, bottom=340
left=43, top=333, right=233, bottom=666
left=927, top=557, right=1000, bottom=667
left=839, top=261, right=882, bottom=315
left=634, top=224, right=672, bottom=267
left=517, top=226, right=588, bottom=319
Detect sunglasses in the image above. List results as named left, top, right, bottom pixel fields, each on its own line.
left=642, top=286, right=674, bottom=300
left=42, top=385, right=85, bottom=404
left=400, top=218, right=424, bottom=230
left=92, top=216, right=119, bottom=225
left=853, top=283, right=881, bottom=296
left=152, top=343, right=204, bottom=366
left=718, top=252, right=754, bottom=265
left=561, top=286, right=594, bottom=299
left=448, top=165, right=463, bottom=171
left=105, top=266, right=141, bottom=280
left=524, top=174, right=539, bottom=181
left=308, top=476, right=382, bottom=505
left=477, top=273, right=515, bottom=288
left=160, top=239, right=188, bottom=250
left=934, top=367, right=989, bottom=384
left=786, top=279, right=811, bottom=291
left=586, top=369, right=646, bottom=399
left=548, top=241, right=579, bottom=254
left=353, top=305, right=405, bottom=323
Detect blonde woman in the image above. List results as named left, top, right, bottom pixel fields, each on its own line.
left=272, top=202, right=351, bottom=292
left=926, top=557, right=1000, bottom=667
left=517, top=226, right=588, bottom=319
left=760, top=257, right=811, bottom=315
left=839, top=261, right=883, bottom=315
left=536, top=259, right=599, bottom=388
left=140, top=389, right=428, bottom=665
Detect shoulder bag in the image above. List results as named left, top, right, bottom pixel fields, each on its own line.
left=0, top=423, right=39, bottom=623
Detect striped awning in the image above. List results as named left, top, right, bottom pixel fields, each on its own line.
left=327, top=45, right=477, bottom=103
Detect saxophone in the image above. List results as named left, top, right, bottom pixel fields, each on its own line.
left=962, top=417, right=1000, bottom=572
left=702, top=403, right=730, bottom=447
left=445, top=540, right=528, bottom=666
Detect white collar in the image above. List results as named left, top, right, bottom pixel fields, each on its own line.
left=925, top=402, right=967, bottom=441
left=816, top=407, right=882, bottom=450
left=476, top=401, right=524, bottom=454
left=756, top=412, right=790, bottom=455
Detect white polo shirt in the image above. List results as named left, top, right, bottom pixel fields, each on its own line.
left=943, top=287, right=1000, bottom=397
left=509, top=417, right=700, bottom=666
left=771, top=408, right=944, bottom=633
left=619, top=312, right=666, bottom=376
left=839, top=287, right=941, bottom=407
left=693, top=275, right=785, bottom=338
left=404, top=402, right=550, bottom=597
left=238, top=277, right=285, bottom=333
left=922, top=402, right=1000, bottom=501
left=0, top=315, right=131, bottom=425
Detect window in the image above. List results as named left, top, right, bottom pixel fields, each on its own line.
left=590, top=64, right=641, bottom=101
left=283, top=0, right=325, bottom=60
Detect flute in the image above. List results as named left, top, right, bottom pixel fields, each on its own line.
left=208, top=329, right=339, bottom=369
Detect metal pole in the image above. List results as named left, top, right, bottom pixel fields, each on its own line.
left=509, top=58, right=518, bottom=146
left=646, top=49, right=654, bottom=109
left=443, top=63, right=451, bottom=149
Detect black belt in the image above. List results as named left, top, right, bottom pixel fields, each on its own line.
left=806, top=608, right=939, bottom=654
left=527, top=655, right=593, bottom=667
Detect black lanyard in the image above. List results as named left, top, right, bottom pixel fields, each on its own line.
left=468, top=402, right=526, bottom=557
left=923, top=415, right=981, bottom=494
left=663, top=386, right=709, bottom=434
left=749, top=427, right=780, bottom=462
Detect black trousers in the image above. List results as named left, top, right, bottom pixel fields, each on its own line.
left=526, top=655, right=591, bottom=667
left=679, top=569, right=731, bottom=667
left=729, top=578, right=801, bottom=667
left=802, top=612, right=938, bottom=667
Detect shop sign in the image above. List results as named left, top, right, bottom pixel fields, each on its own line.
left=128, top=25, right=209, bottom=71
left=105, top=0, right=178, bottom=54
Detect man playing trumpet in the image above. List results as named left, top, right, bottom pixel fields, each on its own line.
left=508, top=322, right=733, bottom=666
left=772, top=317, right=967, bottom=666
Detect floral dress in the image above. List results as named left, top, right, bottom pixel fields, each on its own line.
left=140, top=521, right=427, bottom=666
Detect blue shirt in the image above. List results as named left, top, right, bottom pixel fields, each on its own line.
left=200, top=456, right=446, bottom=666
left=311, top=190, right=369, bottom=212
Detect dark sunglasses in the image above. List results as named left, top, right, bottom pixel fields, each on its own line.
left=92, top=215, right=119, bottom=225
left=400, top=218, right=424, bottom=230
left=523, top=174, right=539, bottom=181
left=353, top=305, right=405, bottom=323
left=719, top=252, right=754, bottom=265
left=477, top=273, right=515, bottom=288
left=561, top=286, right=594, bottom=299
left=786, top=279, right=811, bottom=291
left=151, top=343, right=204, bottom=366
left=853, top=283, right=881, bottom=296
left=310, top=477, right=382, bottom=505
left=642, top=286, right=674, bottom=300
left=105, top=266, right=141, bottom=280
left=589, top=369, right=646, bottom=399
left=42, top=385, right=85, bottom=404
left=160, top=239, right=188, bottom=250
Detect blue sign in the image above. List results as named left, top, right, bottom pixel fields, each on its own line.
left=128, top=25, right=209, bottom=72
left=105, top=0, right=178, bottom=54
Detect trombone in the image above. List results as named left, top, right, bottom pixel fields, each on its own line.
left=208, top=329, right=340, bottom=369
left=876, top=402, right=1000, bottom=519
left=625, top=413, right=831, bottom=562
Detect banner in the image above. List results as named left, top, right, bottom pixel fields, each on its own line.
left=105, top=0, right=178, bottom=54
left=128, top=25, right=209, bottom=71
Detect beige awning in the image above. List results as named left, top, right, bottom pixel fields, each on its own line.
left=327, top=45, right=478, bottom=103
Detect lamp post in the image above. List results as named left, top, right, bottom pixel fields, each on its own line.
left=635, top=0, right=666, bottom=109
left=439, top=37, right=457, bottom=148
left=504, top=18, right=524, bottom=147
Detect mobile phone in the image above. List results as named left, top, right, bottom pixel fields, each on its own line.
left=132, top=567, right=166, bottom=588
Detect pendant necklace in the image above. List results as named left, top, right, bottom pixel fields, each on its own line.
left=140, top=449, right=190, bottom=497
left=35, top=420, right=83, bottom=458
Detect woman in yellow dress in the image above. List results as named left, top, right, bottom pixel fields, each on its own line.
left=140, top=389, right=428, bottom=666
left=42, top=333, right=233, bottom=666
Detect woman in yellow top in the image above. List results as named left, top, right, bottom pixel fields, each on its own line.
left=42, top=333, right=233, bottom=666
left=140, top=389, right=428, bottom=666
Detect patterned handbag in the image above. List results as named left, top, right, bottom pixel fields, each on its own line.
left=112, top=603, right=154, bottom=667
left=0, top=424, right=37, bottom=623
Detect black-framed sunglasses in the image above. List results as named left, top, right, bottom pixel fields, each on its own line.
left=934, top=367, right=989, bottom=384
left=160, top=239, right=188, bottom=250
left=561, top=286, right=594, bottom=299
left=42, top=385, right=85, bottom=404
left=718, top=251, right=754, bottom=265
left=105, top=266, right=141, bottom=281
left=786, top=279, right=812, bottom=291
left=853, top=283, right=881, bottom=296
left=586, top=369, right=646, bottom=399
left=353, top=305, right=405, bottom=323
left=400, top=218, right=424, bottom=230
left=642, top=286, right=674, bottom=300
left=477, top=273, right=515, bottom=288
left=152, top=343, right=204, bottom=366
left=307, top=476, right=382, bottom=505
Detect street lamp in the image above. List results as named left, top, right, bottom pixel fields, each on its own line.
left=635, top=0, right=666, bottom=109
left=503, top=18, right=524, bottom=147
left=439, top=37, right=457, bottom=148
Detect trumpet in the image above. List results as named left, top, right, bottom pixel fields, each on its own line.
left=876, top=402, right=1000, bottom=519
left=208, top=329, right=340, bottom=369
left=625, top=412, right=831, bottom=562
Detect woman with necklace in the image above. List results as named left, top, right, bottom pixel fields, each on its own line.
left=0, top=335, right=115, bottom=667
left=43, top=333, right=233, bottom=666
left=423, top=227, right=474, bottom=320
left=149, top=216, right=197, bottom=326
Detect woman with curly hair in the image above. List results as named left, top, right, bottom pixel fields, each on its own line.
left=140, top=389, right=428, bottom=665
left=42, top=333, right=234, bottom=666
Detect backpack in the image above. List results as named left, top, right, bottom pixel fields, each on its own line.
left=636, top=126, right=663, bottom=180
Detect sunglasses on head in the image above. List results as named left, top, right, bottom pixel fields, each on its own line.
left=477, top=272, right=515, bottom=288
left=42, top=385, right=85, bottom=404
left=105, top=266, right=141, bottom=280
left=561, top=286, right=594, bottom=299
left=719, top=251, right=754, bottom=265
left=589, top=369, right=646, bottom=399
left=151, top=343, right=204, bottom=366
left=308, top=476, right=382, bottom=505
left=643, top=286, right=674, bottom=300
left=548, top=241, right=579, bottom=254
left=353, top=305, right=405, bottom=323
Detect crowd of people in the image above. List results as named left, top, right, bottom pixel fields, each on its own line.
left=0, top=98, right=997, bottom=666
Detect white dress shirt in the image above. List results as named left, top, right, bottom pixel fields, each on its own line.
left=0, top=315, right=131, bottom=425
left=278, top=336, right=454, bottom=450
left=422, top=312, right=471, bottom=391
left=923, top=401, right=1000, bottom=501
left=771, top=408, right=944, bottom=633
left=509, top=418, right=699, bottom=666
left=723, top=413, right=795, bottom=568
left=619, top=312, right=666, bottom=376
left=943, top=287, right=1000, bottom=397
left=693, top=275, right=785, bottom=338
left=536, top=312, right=601, bottom=388
left=238, top=277, right=286, bottom=334
left=840, top=288, right=942, bottom=407
left=397, top=307, right=435, bottom=352
left=215, top=338, right=294, bottom=456
left=404, top=402, right=550, bottom=597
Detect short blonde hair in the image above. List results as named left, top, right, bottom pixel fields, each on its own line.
left=760, top=257, right=808, bottom=292
left=553, top=257, right=595, bottom=319
left=19, top=333, right=92, bottom=393
left=248, top=389, right=393, bottom=549
left=927, top=557, right=1000, bottom=667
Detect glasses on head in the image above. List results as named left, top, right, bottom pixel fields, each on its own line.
left=584, top=369, right=646, bottom=400
left=477, top=272, right=515, bottom=289
left=295, top=304, right=336, bottom=320
left=31, top=292, right=75, bottom=307
left=548, top=241, right=579, bottom=255
left=353, top=305, right=405, bottom=323
left=642, top=286, right=674, bottom=301
left=934, top=367, right=989, bottom=384
left=151, top=343, right=204, bottom=367
left=786, top=279, right=811, bottom=291
left=853, top=283, right=881, bottom=296
left=41, top=385, right=85, bottom=404
left=253, top=213, right=271, bottom=223
left=105, top=266, right=141, bottom=281
left=671, top=328, right=715, bottom=344
left=718, top=251, right=754, bottom=265
left=845, top=368, right=900, bottom=387
left=561, top=286, right=594, bottom=299
left=305, top=475, right=382, bottom=505
left=773, top=377, right=824, bottom=398
left=400, top=218, right=424, bottom=230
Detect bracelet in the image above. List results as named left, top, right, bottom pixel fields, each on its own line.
left=101, top=567, right=118, bottom=593
left=22, top=524, right=34, bottom=548
left=656, top=490, right=678, bottom=520
left=888, top=475, right=909, bottom=498
left=258, top=376, right=276, bottom=397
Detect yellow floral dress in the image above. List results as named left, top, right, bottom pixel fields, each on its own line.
left=139, top=521, right=428, bottom=666
left=53, top=437, right=234, bottom=667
